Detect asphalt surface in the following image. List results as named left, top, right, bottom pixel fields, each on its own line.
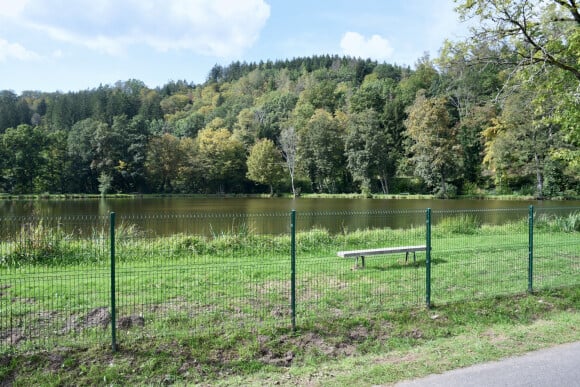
left=393, top=341, right=580, bottom=387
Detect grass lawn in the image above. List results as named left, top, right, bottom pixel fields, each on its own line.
left=0, top=214, right=578, bottom=385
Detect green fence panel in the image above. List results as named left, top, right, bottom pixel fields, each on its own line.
left=1, top=207, right=578, bottom=355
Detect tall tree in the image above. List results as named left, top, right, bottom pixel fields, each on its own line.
left=0, top=91, right=22, bottom=133
left=1, top=125, right=48, bottom=193
left=404, top=91, right=463, bottom=197
left=279, top=126, right=299, bottom=197
left=482, top=84, right=566, bottom=196
left=345, top=109, right=397, bottom=195
left=299, top=109, right=346, bottom=193
left=195, top=127, right=246, bottom=193
left=246, top=139, right=285, bottom=196
left=145, top=133, right=183, bottom=192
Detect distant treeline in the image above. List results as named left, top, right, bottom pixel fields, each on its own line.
left=0, top=46, right=578, bottom=197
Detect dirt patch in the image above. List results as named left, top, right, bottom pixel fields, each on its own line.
left=404, top=328, right=424, bottom=339
left=117, top=315, right=145, bottom=330
left=481, top=328, right=509, bottom=345
left=348, top=325, right=370, bottom=341
left=374, top=352, right=422, bottom=365
left=85, top=307, right=111, bottom=329
left=259, top=331, right=359, bottom=366
left=46, top=353, right=64, bottom=373
left=65, top=307, right=111, bottom=333
left=0, top=284, right=10, bottom=298
left=1, top=329, right=25, bottom=346
left=270, top=305, right=290, bottom=318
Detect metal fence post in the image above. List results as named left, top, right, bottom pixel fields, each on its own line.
left=528, top=205, right=534, bottom=294
left=426, top=208, right=432, bottom=308
left=110, top=212, right=117, bottom=352
left=290, top=210, right=296, bottom=332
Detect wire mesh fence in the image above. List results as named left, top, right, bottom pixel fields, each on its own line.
left=1, top=206, right=578, bottom=354
left=0, top=215, right=111, bottom=353
left=533, top=207, right=580, bottom=291
left=112, top=212, right=292, bottom=349
left=294, top=210, right=426, bottom=329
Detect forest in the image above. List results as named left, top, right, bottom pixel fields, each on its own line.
left=0, top=0, right=578, bottom=198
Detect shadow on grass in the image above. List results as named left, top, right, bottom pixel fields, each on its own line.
left=365, top=257, right=448, bottom=271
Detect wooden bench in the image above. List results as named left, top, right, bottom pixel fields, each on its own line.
left=337, top=245, right=426, bottom=268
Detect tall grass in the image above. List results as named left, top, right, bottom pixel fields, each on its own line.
left=536, top=211, right=580, bottom=233
left=435, top=214, right=482, bottom=235
left=1, top=212, right=577, bottom=268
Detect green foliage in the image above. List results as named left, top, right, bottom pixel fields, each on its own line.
left=404, top=91, right=464, bottom=195
left=0, top=46, right=577, bottom=196
left=246, top=138, right=285, bottom=195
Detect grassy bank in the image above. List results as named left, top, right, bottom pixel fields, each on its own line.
left=0, top=214, right=578, bottom=385
left=1, top=287, right=578, bottom=386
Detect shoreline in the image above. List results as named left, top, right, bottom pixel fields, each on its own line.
left=1, top=192, right=579, bottom=201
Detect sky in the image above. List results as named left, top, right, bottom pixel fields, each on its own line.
left=0, top=0, right=469, bottom=94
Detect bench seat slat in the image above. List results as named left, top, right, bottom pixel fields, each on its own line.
left=337, top=245, right=426, bottom=258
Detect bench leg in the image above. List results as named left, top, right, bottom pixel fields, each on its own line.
left=354, top=255, right=366, bottom=269
left=404, top=251, right=417, bottom=264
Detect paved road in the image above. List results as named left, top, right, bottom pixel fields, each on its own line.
left=394, top=341, right=580, bottom=387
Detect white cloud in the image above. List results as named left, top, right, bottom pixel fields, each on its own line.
left=0, top=38, right=40, bottom=62
left=340, top=32, right=394, bottom=61
left=0, top=0, right=271, bottom=57
left=0, top=0, right=31, bottom=18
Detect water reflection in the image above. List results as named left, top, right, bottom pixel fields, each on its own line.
left=0, top=197, right=578, bottom=236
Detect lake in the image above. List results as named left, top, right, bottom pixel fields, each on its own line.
left=1, top=197, right=579, bottom=236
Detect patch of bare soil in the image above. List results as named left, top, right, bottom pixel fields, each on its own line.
left=1, top=329, right=25, bottom=346
left=84, top=307, right=111, bottom=329
left=259, top=330, right=363, bottom=367
left=117, top=315, right=145, bottom=330
left=373, top=352, right=422, bottom=365
left=481, top=328, right=509, bottom=345
left=46, top=352, right=64, bottom=372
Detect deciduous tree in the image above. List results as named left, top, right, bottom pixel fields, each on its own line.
left=246, top=139, right=285, bottom=196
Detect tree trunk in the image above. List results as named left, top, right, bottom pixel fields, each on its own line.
left=534, top=152, right=544, bottom=198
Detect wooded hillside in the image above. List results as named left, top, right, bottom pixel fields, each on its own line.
left=1, top=0, right=578, bottom=197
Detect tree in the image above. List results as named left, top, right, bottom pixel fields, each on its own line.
left=450, top=1, right=579, bottom=193
left=482, top=86, right=564, bottom=196
left=404, top=91, right=463, bottom=197
left=254, top=91, right=298, bottom=140
left=0, top=91, right=22, bottom=133
left=67, top=118, right=106, bottom=193
left=456, top=0, right=580, bottom=80
left=279, top=126, right=299, bottom=197
left=195, top=127, right=246, bottom=193
left=145, top=133, right=183, bottom=192
left=246, top=139, right=285, bottom=196
left=1, top=125, right=48, bottom=193
left=345, top=109, right=397, bottom=195
left=299, top=109, right=347, bottom=193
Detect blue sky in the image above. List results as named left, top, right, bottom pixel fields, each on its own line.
left=0, top=0, right=468, bottom=93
